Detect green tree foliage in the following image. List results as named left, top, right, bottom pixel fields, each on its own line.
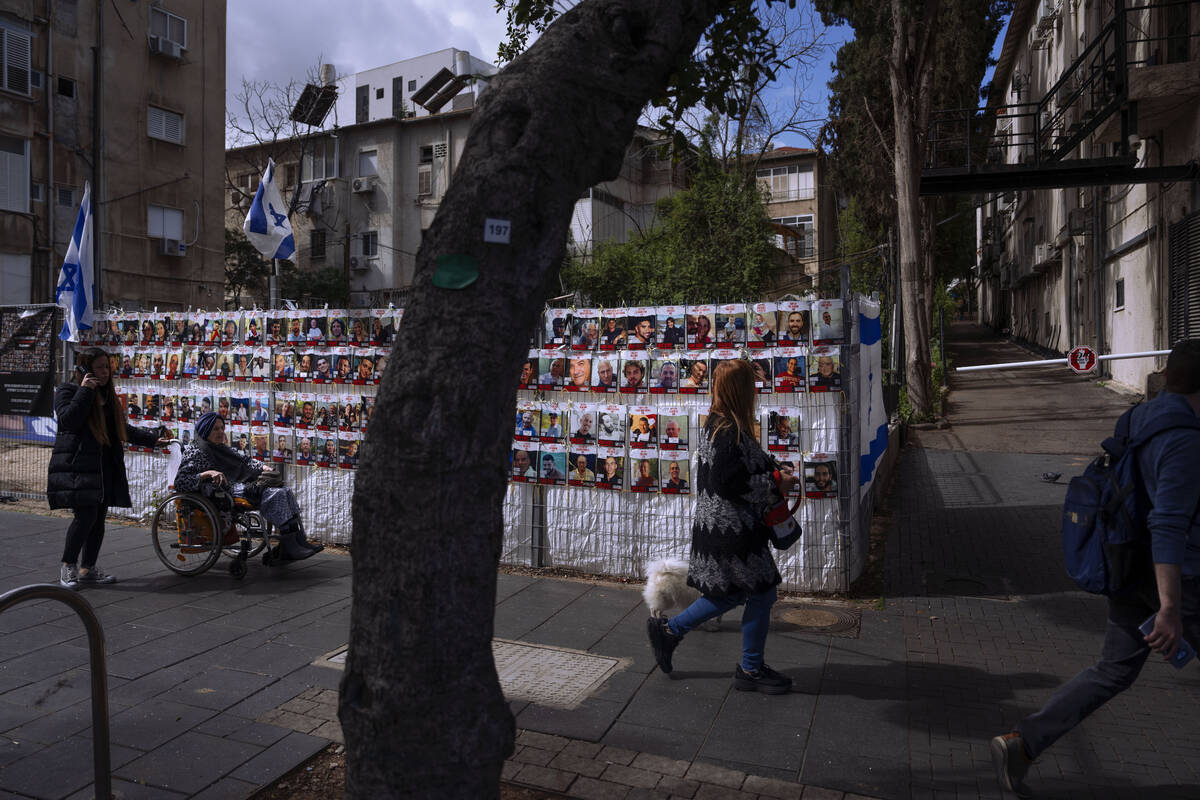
left=223, top=227, right=272, bottom=308
left=562, top=147, right=777, bottom=305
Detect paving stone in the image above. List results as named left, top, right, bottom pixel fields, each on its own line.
left=512, top=745, right=555, bottom=767
left=228, top=729, right=329, bottom=785
left=693, top=783, right=759, bottom=800
left=742, top=774, right=807, bottom=799
left=601, top=762, right=662, bottom=789
left=599, top=744, right=640, bottom=766
left=502, top=759, right=522, bottom=780
left=310, top=720, right=343, bottom=743
left=562, top=739, right=605, bottom=759
left=513, top=763, right=575, bottom=792
left=187, top=776, right=262, bottom=800
left=798, top=787, right=845, bottom=800
left=632, top=751, right=691, bottom=777
left=549, top=751, right=608, bottom=778
left=655, top=773, right=701, bottom=798
left=685, top=761, right=746, bottom=790
left=568, top=775, right=633, bottom=800
left=516, top=729, right=571, bottom=752
left=624, top=787, right=674, bottom=800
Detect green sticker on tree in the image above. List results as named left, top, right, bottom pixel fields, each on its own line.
left=433, top=254, right=479, bottom=289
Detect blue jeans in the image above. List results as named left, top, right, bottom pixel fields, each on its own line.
left=1018, top=576, right=1200, bottom=759
left=667, top=585, right=778, bottom=672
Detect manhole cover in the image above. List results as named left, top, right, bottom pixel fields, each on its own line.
left=313, top=640, right=624, bottom=710
left=772, top=603, right=861, bottom=637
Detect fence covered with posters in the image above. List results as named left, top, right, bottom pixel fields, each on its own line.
left=4, top=297, right=883, bottom=593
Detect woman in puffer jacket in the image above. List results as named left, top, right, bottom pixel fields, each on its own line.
left=47, top=347, right=165, bottom=588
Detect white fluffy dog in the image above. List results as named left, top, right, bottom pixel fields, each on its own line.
left=643, top=558, right=722, bottom=631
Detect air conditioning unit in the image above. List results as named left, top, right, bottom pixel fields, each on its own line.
left=1068, top=207, right=1090, bottom=235
left=1034, top=242, right=1056, bottom=265
left=149, top=36, right=183, bottom=60
left=160, top=238, right=185, bottom=257
left=352, top=177, right=375, bottom=194
left=349, top=256, right=372, bottom=271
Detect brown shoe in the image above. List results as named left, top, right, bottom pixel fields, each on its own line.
left=990, top=731, right=1032, bottom=798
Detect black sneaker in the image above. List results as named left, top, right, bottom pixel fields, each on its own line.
left=733, top=664, right=792, bottom=694
left=990, top=732, right=1033, bottom=798
left=646, top=617, right=681, bottom=674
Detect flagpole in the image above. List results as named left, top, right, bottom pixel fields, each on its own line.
left=271, top=259, right=280, bottom=309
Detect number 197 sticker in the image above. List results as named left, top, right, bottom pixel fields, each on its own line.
left=484, top=218, right=512, bottom=244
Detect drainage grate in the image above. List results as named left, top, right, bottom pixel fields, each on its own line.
left=313, top=640, right=623, bottom=710
left=772, top=603, right=861, bottom=638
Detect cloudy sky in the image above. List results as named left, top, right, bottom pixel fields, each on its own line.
left=225, top=1, right=849, bottom=148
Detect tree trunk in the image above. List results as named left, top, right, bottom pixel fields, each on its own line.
left=889, top=0, right=938, bottom=418
left=339, top=2, right=722, bottom=797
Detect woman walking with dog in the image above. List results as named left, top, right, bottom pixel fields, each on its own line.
left=646, top=359, right=801, bottom=694
left=47, top=347, right=168, bottom=589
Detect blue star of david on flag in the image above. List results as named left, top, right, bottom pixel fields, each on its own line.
left=55, top=182, right=95, bottom=342
left=243, top=158, right=296, bottom=261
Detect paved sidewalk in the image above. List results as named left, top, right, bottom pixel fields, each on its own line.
left=3, top=323, right=1199, bottom=799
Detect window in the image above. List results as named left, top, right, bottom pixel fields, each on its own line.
left=147, top=105, right=184, bottom=144
left=56, top=76, right=75, bottom=97
left=301, top=138, right=337, bottom=182
left=358, top=149, right=378, bottom=177
left=356, top=85, right=369, bottom=124
left=361, top=231, right=378, bottom=257
left=417, top=144, right=433, bottom=195
left=756, top=164, right=815, bottom=202
left=1, top=253, right=31, bottom=305
left=1, top=18, right=32, bottom=95
left=772, top=215, right=815, bottom=260
left=1168, top=211, right=1200, bottom=343
left=392, top=76, right=404, bottom=117
left=311, top=230, right=326, bottom=259
left=408, top=79, right=416, bottom=91
left=30, top=182, right=43, bottom=203
left=283, top=163, right=297, bottom=188
left=56, top=186, right=75, bottom=207
left=375, top=87, right=384, bottom=100
left=147, top=204, right=184, bottom=240
left=0, top=134, right=29, bottom=212
left=1114, top=277, right=1125, bottom=311
left=149, top=7, right=188, bottom=48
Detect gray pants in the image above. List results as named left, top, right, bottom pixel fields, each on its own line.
left=1018, top=576, right=1200, bottom=759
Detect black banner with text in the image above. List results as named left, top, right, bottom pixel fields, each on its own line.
left=0, top=308, right=57, bottom=417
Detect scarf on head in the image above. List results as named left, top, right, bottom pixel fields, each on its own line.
left=193, top=412, right=260, bottom=485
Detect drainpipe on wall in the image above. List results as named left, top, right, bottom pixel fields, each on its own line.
left=91, top=0, right=103, bottom=307
left=45, top=0, right=55, bottom=302
left=1093, top=186, right=1107, bottom=377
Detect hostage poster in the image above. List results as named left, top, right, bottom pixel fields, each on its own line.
left=0, top=308, right=56, bottom=416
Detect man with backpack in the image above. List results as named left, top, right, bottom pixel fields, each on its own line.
left=992, top=340, right=1200, bottom=798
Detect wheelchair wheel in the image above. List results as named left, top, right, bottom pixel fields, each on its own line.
left=229, top=558, right=248, bottom=579
left=223, top=514, right=269, bottom=560
left=150, top=493, right=224, bottom=576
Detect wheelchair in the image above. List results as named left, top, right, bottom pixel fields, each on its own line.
left=149, top=489, right=283, bottom=579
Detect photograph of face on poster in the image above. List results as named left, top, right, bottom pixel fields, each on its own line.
left=628, top=408, right=657, bottom=448
left=249, top=390, right=271, bottom=423
left=808, top=347, right=842, bottom=392
left=777, top=301, right=811, bottom=345
left=650, top=358, right=679, bottom=393
left=175, top=393, right=194, bottom=421
left=596, top=447, right=624, bottom=491
left=316, top=434, right=339, bottom=467
left=251, top=430, right=271, bottom=461
left=250, top=347, right=271, bottom=380
left=519, top=353, right=538, bottom=390
left=273, top=392, right=294, bottom=427
left=599, top=309, right=627, bottom=349
left=805, top=456, right=838, bottom=498
left=596, top=405, right=625, bottom=446
left=271, top=350, right=294, bottom=382
left=139, top=316, right=154, bottom=345
left=230, top=425, right=250, bottom=455
left=571, top=309, right=600, bottom=351
left=747, top=302, right=777, bottom=348
left=538, top=353, right=566, bottom=390
left=630, top=455, right=659, bottom=493
left=214, top=352, right=234, bottom=381
left=273, top=432, right=293, bottom=463
left=570, top=404, right=596, bottom=444
left=619, top=356, right=647, bottom=394
left=812, top=300, right=845, bottom=345
left=686, top=306, right=715, bottom=349
left=339, top=432, right=361, bottom=469
left=657, top=410, right=689, bottom=450
left=370, top=309, right=395, bottom=345
left=315, top=394, right=339, bottom=429
left=139, top=392, right=160, bottom=420
left=539, top=403, right=566, bottom=443
left=748, top=357, right=773, bottom=394
left=286, top=312, right=305, bottom=343
left=295, top=393, right=317, bottom=429
left=326, top=313, right=349, bottom=343
left=510, top=444, right=537, bottom=482
left=231, top=349, right=251, bottom=381
left=295, top=434, right=317, bottom=466
left=767, top=408, right=802, bottom=452
left=242, top=313, right=263, bottom=346
left=265, top=311, right=286, bottom=346
left=773, top=348, right=806, bottom=393
left=178, top=421, right=194, bottom=446
left=537, top=443, right=568, bottom=486
left=305, top=314, right=327, bottom=344
left=312, top=351, right=336, bottom=383
left=230, top=393, right=251, bottom=423
left=656, top=306, right=686, bottom=349
left=660, top=455, right=691, bottom=494
left=339, top=393, right=362, bottom=430
left=514, top=401, right=539, bottom=441
left=333, top=349, right=354, bottom=383
left=626, top=307, right=656, bottom=349
left=679, top=357, right=709, bottom=393
left=159, top=389, right=177, bottom=422
left=591, top=357, right=617, bottom=392
left=543, top=308, right=570, bottom=348
left=774, top=457, right=803, bottom=497
left=715, top=304, right=746, bottom=345
left=568, top=450, right=596, bottom=486
left=565, top=356, right=592, bottom=392
left=349, top=311, right=372, bottom=345
left=353, top=350, right=375, bottom=385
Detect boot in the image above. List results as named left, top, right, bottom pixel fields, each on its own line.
left=293, top=519, right=324, bottom=554
left=276, top=521, right=316, bottom=561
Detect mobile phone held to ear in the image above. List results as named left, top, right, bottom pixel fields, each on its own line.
left=74, top=365, right=89, bottom=381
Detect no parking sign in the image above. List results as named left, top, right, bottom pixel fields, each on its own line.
left=1068, top=345, right=1098, bottom=374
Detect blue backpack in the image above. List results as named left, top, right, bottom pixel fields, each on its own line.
left=1062, top=405, right=1200, bottom=595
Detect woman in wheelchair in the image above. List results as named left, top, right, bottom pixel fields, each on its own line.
left=174, top=412, right=322, bottom=560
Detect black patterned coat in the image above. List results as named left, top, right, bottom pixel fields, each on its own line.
left=687, top=420, right=784, bottom=598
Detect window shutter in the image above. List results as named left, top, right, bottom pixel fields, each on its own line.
left=1168, top=211, right=1200, bottom=344
left=0, top=135, right=29, bottom=213
left=392, top=76, right=404, bottom=117
left=148, top=106, right=184, bottom=144
left=4, top=27, right=32, bottom=95
left=356, top=85, right=369, bottom=124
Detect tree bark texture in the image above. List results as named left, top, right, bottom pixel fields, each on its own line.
left=889, top=0, right=939, bottom=417
left=339, top=2, right=722, bottom=797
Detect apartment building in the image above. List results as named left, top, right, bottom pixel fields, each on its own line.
left=976, top=0, right=1199, bottom=393
left=0, top=0, right=226, bottom=309
left=755, top=146, right=834, bottom=292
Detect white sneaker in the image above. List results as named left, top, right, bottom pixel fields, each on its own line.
left=77, top=566, right=117, bottom=585
left=59, top=563, right=79, bottom=590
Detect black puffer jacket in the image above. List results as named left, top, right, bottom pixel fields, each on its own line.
left=46, top=382, right=159, bottom=509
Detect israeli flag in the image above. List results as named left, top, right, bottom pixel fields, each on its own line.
left=55, top=181, right=94, bottom=342
left=243, top=158, right=295, bottom=260
left=857, top=297, right=888, bottom=496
